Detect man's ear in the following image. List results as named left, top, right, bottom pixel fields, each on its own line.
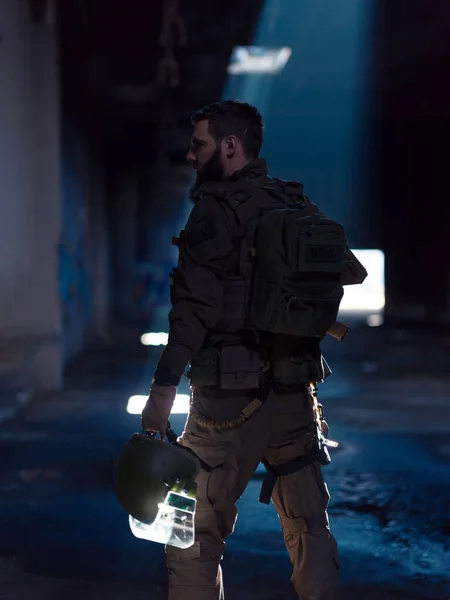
left=223, top=135, right=238, bottom=158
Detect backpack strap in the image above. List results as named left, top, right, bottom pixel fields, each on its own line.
left=195, top=176, right=308, bottom=218
left=194, top=180, right=270, bottom=229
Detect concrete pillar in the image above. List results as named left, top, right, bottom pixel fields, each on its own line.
left=0, top=0, right=62, bottom=390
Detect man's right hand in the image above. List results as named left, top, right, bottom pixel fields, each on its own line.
left=141, top=384, right=177, bottom=438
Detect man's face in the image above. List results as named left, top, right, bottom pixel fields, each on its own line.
left=186, top=119, right=225, bottom=185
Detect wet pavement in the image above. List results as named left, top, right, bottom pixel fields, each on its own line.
left=0, top=324, right=449, bottom=599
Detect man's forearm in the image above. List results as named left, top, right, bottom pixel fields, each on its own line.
left=153, top=341, right=200, bottom=387
left=153, top=300, right=210, bottom=386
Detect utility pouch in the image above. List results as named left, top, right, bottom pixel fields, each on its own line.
left=219, top=345, right=261, bottom=390
left=271, top=335, right=330, bottom=385
left=272, top=353, right=325, bottom=385
left=189, top=347, right=220, bottom=386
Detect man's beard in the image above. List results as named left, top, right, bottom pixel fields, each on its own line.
left=189, top=147, right=225, bottom=201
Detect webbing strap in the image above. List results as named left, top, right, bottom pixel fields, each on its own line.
left=259, top=470, right=278, bottom=505
left=258, top=446, right=321, bottom=505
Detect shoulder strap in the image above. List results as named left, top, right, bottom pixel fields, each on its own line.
left=193, top=177, right=313, bottom=227
left=194, top=180, right=267, bottom=227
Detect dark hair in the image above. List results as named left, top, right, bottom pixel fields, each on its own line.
left=190, top=100, right=263, bottom=159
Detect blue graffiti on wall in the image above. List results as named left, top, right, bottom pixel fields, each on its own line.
left=59, top=124, right=94, bottom=361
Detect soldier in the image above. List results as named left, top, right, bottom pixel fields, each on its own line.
left=142, top=100, right=367, bottom=600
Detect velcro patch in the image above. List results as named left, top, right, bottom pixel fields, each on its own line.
left=306, top=245, right=343, bottom=263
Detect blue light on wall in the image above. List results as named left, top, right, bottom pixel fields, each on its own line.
left=224, top=0, right=374, bottom=248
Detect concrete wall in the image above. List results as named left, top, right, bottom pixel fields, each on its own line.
left=0, top=0, right=62, bottom=389
left=59, top=120, right=109, bottom=363
left=110, top=164, right=192, bottom=330
left=0, top=0, right=111, bottom=394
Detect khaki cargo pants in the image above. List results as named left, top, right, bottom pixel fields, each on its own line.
left=166, top=385, right=340, bottom=600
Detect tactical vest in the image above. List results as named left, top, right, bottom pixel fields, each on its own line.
left=191, top=179, right=269, bottom=333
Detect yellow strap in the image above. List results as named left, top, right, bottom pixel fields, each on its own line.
left=240, top=398, right=263, bottom=419
left=191, top=397, right=263, bottom=431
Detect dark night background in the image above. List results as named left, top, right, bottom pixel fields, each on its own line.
left=0, top=1, right=449, bottom=599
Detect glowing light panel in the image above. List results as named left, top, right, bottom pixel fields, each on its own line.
left=227, top=46, right=292, bottom=75
left=339, top=249, right=385, bottom=313
left=127, top=394, right=190, bottom=415
left=367, top=314, right=384, bottom=327
left=140, top=332, right=169, bottom=346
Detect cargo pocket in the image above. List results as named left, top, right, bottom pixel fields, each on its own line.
left=166, top=540, right=201, bottom=562
left=166, top=540, right=225, bottom=588
left=166, top=540, right=225, bottom=562
left=280, top=515, right=308, bottom=550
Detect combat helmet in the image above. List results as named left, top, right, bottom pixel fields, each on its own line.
left=114, top=429, right=201, bottom=548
